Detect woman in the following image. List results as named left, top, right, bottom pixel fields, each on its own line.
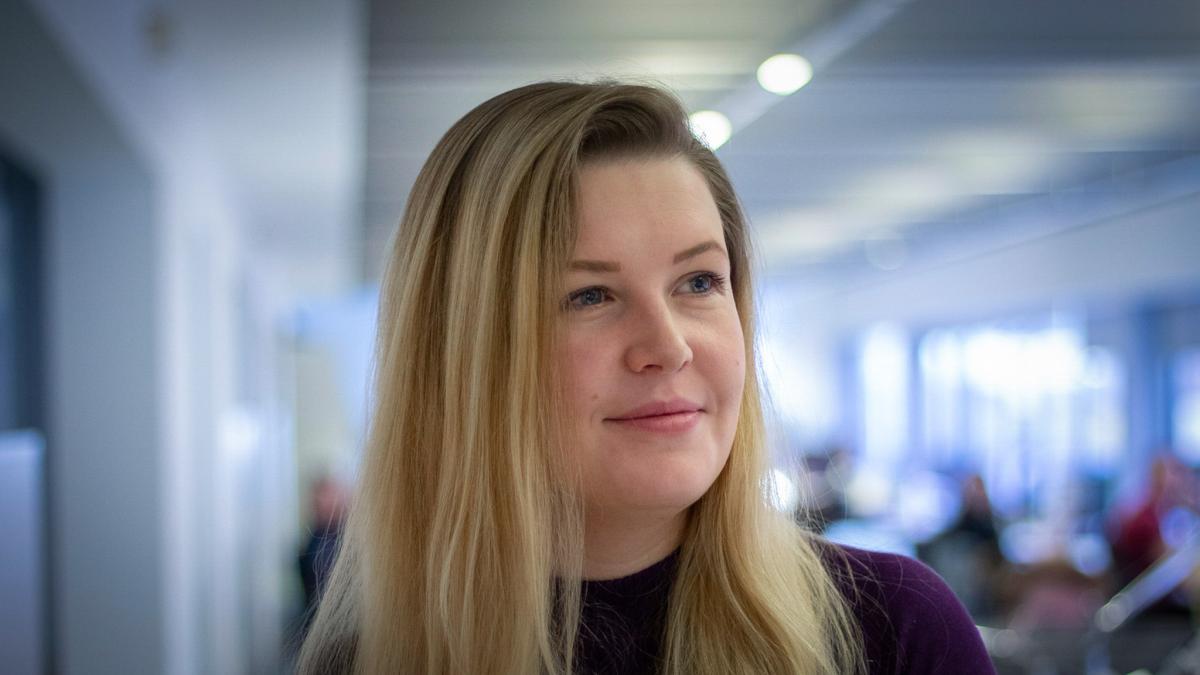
left=298, top=81, right=994, bottom=674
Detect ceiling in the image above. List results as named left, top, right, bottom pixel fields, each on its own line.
left=24, top=0, right=365, bottom=301
left=361, top=0, right=1200, bottom=282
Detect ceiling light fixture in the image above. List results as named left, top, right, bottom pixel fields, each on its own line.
left=756, top=53, right=814, bottom=95
left=688, top=110, right=733, bottom=150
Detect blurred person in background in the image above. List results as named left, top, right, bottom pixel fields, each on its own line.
left=918, top=473, right=1006, bottom=621
left=296, top=81, right=994, bottom=675
left=1107, top=453, right=1198, bottom=614
left=298, top=474, right=350, bottom=620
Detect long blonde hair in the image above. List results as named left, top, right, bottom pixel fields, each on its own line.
left=298, top=81, right=865, bottom=675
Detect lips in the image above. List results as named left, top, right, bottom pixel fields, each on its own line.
left=608, top=397, right=703, bottom=421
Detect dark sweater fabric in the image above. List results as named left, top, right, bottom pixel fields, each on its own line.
left=575, top=543, right=997, bottom=675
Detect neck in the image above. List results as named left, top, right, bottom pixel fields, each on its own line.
left=581, top=506, right=687, bottom=580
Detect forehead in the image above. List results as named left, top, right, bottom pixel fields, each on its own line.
left=573, top=157, right=723, bottom=254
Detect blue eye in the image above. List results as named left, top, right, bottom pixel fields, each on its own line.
left=685, top=272, right=727, bottom=295
left=565, top=286, right=610, bottom=310
left=564, top=273, right=727, bottom=311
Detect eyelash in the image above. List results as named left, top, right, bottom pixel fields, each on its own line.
left=563, top=272, right=728, bottom=311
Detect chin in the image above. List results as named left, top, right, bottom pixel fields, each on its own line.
left=605, top=454, right=726, bottom=513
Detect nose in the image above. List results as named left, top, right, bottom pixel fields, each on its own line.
left=623, top=301, right=693, bottom=373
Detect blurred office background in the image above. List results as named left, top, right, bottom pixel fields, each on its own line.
left=2, top=0, right=1199, bottom=673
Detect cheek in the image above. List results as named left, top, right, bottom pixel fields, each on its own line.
left=709, top=315, right=747, bottom=452
left=712, top=313, right=746, bottom=401
left=555, top=335, right=605, bottom=428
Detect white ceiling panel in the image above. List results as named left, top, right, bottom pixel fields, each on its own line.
left=362, top=0, right=1200, bottom=280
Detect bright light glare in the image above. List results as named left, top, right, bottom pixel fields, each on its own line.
left=688, top=110, right=732, bottom=150
left=756, top=53, right=814, bottom=95
left=894, top=471, right=961, bottom=543
left=845, top=469, right=892, bottom=516
left=767, top=469, right=800, bottom=513
left=963, top=328, right=1085, bottom=395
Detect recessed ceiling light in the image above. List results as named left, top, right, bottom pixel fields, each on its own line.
left=757, top=53, right=814, bottom=95
left=688, top=110, right=732, bottom=150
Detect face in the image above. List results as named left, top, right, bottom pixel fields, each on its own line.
left=556, top=156, right=746, bottom=519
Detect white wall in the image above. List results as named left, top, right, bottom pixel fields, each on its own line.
left=0, top=1, right=314, bottom=673
left=0, top=3, right=165, bottom=672
left=0, top=431, right=47, bottom=675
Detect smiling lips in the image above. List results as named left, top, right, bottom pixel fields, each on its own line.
left=606, top=398, right=703, bottom=433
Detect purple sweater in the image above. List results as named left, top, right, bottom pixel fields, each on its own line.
left=576, top=543, right=997, bottom=674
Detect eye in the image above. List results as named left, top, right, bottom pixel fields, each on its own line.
left=680, top=272, right=727, bottom=295
left=564, top=286, right=611, bottom=311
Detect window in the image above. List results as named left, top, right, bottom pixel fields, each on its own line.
left=850, top=314, right=1127, bottom=521
left=1173, top=349, right=1200, bottom=463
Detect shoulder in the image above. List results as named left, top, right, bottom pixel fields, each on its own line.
left=819, top=541, right=997, bottom=675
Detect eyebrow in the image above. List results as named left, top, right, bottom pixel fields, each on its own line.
left=568, top=239, right=727, bottom=273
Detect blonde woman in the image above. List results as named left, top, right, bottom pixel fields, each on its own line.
left=298, top=81, right=995, bottom=674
